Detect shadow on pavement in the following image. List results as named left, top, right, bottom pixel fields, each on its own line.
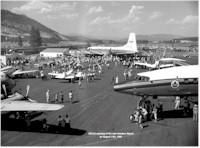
left=159, top=109, right=193, bottom=119
left=1, top=115, right=86, bottom=136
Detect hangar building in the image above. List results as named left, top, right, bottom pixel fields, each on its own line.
left=40, top=48, right=69, bottom=58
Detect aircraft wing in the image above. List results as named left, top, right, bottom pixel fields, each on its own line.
left=0, top=66, right=13, bottom=72
left=159, top=58, right=186, bottom=62
left=135, top=62, right=156, bottom=69
left=12, top=70, right=38, bottom=75
left=113, top=51, right=137, bottom=55
left=64, top=75, right=75, bottom=79
left=134, top=62, right=147, bottom=67
left=1, top=100, right=64, bottom=112
left=48, top=72, right=59, bottom=76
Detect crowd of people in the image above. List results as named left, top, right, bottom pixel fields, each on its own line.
left=2, top=53, right=198, bottom=132
left=130, top=96, right=198, bottom=129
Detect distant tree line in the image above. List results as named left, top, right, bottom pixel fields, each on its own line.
left=137, top=40, right=149, bottom=44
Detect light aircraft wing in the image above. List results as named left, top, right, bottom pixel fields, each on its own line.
left=64, top=75, right=75, bottom=79
left=1, top=100, right=64, bottom=111
left=159, top=58, right=186, bottom=62
left=135, top=62, right=156, bottom=69
left=55, top=73, right=65, bottom=79
left=0, top=66, right=13, bottom=72
left=174, top=61, right=190, bottom=66
left=48, top=72, right=61, bottom=76
left=12, top=70, right=38, bottom=75
left=134, top=62, right=148, bottom=67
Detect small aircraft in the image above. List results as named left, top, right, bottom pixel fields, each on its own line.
left=48, top=69, right=77, bottom=82
left=134, top=58, right=188, bottom=70
left=0, top=66, right=17, bottom=75
left=1, top=66, right=40, bottom=78
left=87, top=33, right=138, bottom=56
left=1, top=72, right=64, bottom=114
left=114, top=65, right=198, bottom=106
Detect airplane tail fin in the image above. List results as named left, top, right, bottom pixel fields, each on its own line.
left=124, top=33, right=137, bottom=52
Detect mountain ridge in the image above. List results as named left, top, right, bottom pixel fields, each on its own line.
left=1, top=9, right=197, bottom=44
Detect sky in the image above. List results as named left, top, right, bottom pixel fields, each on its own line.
left=1, top=0, right=199, bottom=38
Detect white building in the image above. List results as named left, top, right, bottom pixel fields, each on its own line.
left=40, top=48, right=69, bottom=58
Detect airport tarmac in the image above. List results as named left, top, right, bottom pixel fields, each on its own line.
left=1, top=54, right=198, bottom=146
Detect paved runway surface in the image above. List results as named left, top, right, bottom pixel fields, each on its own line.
left=1, top=55, right=198, bottom=146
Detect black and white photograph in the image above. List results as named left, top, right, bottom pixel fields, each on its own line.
left=1, top=0, right=198, bottom=146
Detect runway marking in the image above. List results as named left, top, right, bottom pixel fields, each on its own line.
left=81, top=120, right=195, bottom=146
left=71, top=94, right=108, bottom=120
left=79, top=94, right=110, bottom=128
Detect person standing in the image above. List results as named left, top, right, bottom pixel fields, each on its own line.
left=138, top=110, right=143, bottom=129
left=152, top=105, right=158, bottom=122
left=64, top=114, right=71, bottom=129
left=175, top=96, right=181, bottom=109
left=55, top=93, right=58, bottom=103
left=60, top=91, right=64, bottom=103
left=111, top=76, right=115, bottom=84
left=46, top=90, right=50, bottom=103
left=57, top=115, right=63, bottom=133
left=123, top=69, right=127, bottom=80
left=42, top=118, right=49, bottom=132
left=193, top=104, right=198, bottom=122
left=183, top=98, right=190, bottom=117
left=116, top=76, right=119, bottom=84
left=25, top=113, right=31, bottom=131
left=141, top=107, right=148, bottom=122
left=69, top=91, right=73, bottom=103
left=78, top=80, right=82, bottom=89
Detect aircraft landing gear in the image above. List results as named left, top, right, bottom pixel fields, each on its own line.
left=137, top=96, right=149, bottom=108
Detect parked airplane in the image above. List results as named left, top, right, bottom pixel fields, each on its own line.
left=1, top=72, right=64, bottom=113
left=0, top=66, right=17, bottom=75
left=134, top=58, right=188, bottom=70
left=114, top=65, right=198, bottom=106
left=87, top=33, right=138, bottom=55
left=48, top=69, right=81, bottom=82
left=1, top=66, right=40, bottom=78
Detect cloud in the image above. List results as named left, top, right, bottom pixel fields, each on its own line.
left=87, top=6, right=103, bottom=15
left=12, top=0, right=52, bottom=14
left=166, top=15, right=198, bottom=24
left=12, top=0, right=78, bottom=19
left=89, top=5, right=144, bottom=25
left=89, top=16, right=111, bottom=25
left=165, top=18, right=176, bottom=24
left=181, top=15, right=198, bottom=24
left=128, top=5, right=144, bottom=19
left=60, top=13, right=78, bottom=19
left=149, top=11, right=162, bottom=20
left=111, top=2, right=120, bottom=7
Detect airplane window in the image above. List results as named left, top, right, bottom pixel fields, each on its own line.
left=184, top=79, right=189, bottom=83
left=193, top=78, right=198, bottom=83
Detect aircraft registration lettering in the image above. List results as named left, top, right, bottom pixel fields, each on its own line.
left=171, top=80, right=180, bottom=89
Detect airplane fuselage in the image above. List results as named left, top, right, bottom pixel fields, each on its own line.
left=88, top=46, right=137, bottom=55
left=114, top=78, right=198, bottom=96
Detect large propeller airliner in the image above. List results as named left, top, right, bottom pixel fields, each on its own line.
left=114, top=65, right=198, bottom=106
left=87, top=33, right=138, bottom=56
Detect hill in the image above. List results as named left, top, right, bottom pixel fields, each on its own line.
left=118, top=34, right=184, bottom=43
left=1, top=9, right=68, bottom=44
